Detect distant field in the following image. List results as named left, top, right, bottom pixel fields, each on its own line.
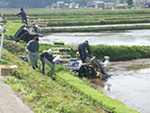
left=1, top=8, right=150, bottom=26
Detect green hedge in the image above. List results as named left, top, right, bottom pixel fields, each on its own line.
left=91, top=45, right=150, bottom=61
left=3, top=22, right=25, bottom=37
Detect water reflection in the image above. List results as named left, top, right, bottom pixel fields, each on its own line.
left=103, top=68, right=150, bottom=113
left=40, top=30, right=150, bottom=46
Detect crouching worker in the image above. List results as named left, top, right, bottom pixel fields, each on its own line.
left=40, top=49, right=54, bottom=74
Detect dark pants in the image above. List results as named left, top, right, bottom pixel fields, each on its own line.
left=41, top=58, right=45, bottom=73
left=22, top=19, right=28, bottom=25
left=78, top=47, right=87, bottom=63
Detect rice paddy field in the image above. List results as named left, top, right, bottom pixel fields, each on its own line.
left=1, top=8, right=150, bottom=26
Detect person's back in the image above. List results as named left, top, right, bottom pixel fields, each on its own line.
left=40, top=50, right=53, bottom=62
left=16, top=8, right=27, bottom=25
left=40, top=49, right=54, bottom=73
left=26, top=40, right=39, bottom=53
left=19, top=11, right=27, bottom=21
left=78, top=40, right=91, bottom=62
left=78, top=41, right=91, bottom=54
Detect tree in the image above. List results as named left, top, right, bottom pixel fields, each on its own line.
left=126, top=0, right=133, bottom=6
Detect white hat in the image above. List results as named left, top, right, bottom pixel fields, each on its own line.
left=48, top=49, right=52, bottom=55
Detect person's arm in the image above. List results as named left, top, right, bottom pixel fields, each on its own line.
left=37, top=43, right=39, bottom=52
left=16, top=12, right=21, bottom=16
left=5, top=18, right=7, bottom=23
left=40, top=52, right=44, bottom=61
left=26, top=41, right=31, bottom=52
left=86, top=44, right=91, bottom=54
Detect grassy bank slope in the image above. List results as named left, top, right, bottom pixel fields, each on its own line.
left=1, top=49, right=138, bottom=113
left=1, top=40, right=139, bottom=113
left=1, top=49, right=105, bottom=113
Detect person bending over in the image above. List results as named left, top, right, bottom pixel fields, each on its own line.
left=40, top=49, right=54, bottom=74
left=78, top=40, right=91, bottom=63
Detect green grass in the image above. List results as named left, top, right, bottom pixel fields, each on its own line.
left=1, top=48, right=138, bottom=113
left=42, top=25, right=150, bottom=33
left=53, top=41, right=65, bottom=46
left=90, top=45, right=150, bottom=61
left=64, top=44, right=150, bottom=61
left=1, top=48, right=105, bottom=113
left=4, top=39, right=150, bottom=62
left=2, top=9, right=150, bottom=27
left=46, top=19, right=150, bottom=26
left=1, top=40, right=139, bottom=113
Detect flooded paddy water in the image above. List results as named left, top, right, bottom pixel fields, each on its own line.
left=40, top=29, right=150, bottom=46
left=89, top=59, right=150, bottom=113
left=40, top=29, right=150, bottom=113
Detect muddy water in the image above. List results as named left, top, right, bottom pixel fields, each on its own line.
left=89, top=59, right=150, bottom=113
left=40, top=29, right=150, bottom=46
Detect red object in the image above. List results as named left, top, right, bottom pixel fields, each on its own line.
left=44, top=23, right=47, bottom=27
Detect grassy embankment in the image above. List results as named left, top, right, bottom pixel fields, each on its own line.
left=1, top=40, right=105, bottom=113
left=1, top=40, right=140, bottom=113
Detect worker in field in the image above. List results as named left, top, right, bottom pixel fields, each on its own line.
left=40, top=49, right=54, bottom=74
left=78, top=40, right=91, bottom=63
left=0, top=14, right=7, bottom=25
left=26, top=37, right=39, bottom=69
left=16, top=8, right=28, bottom=25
